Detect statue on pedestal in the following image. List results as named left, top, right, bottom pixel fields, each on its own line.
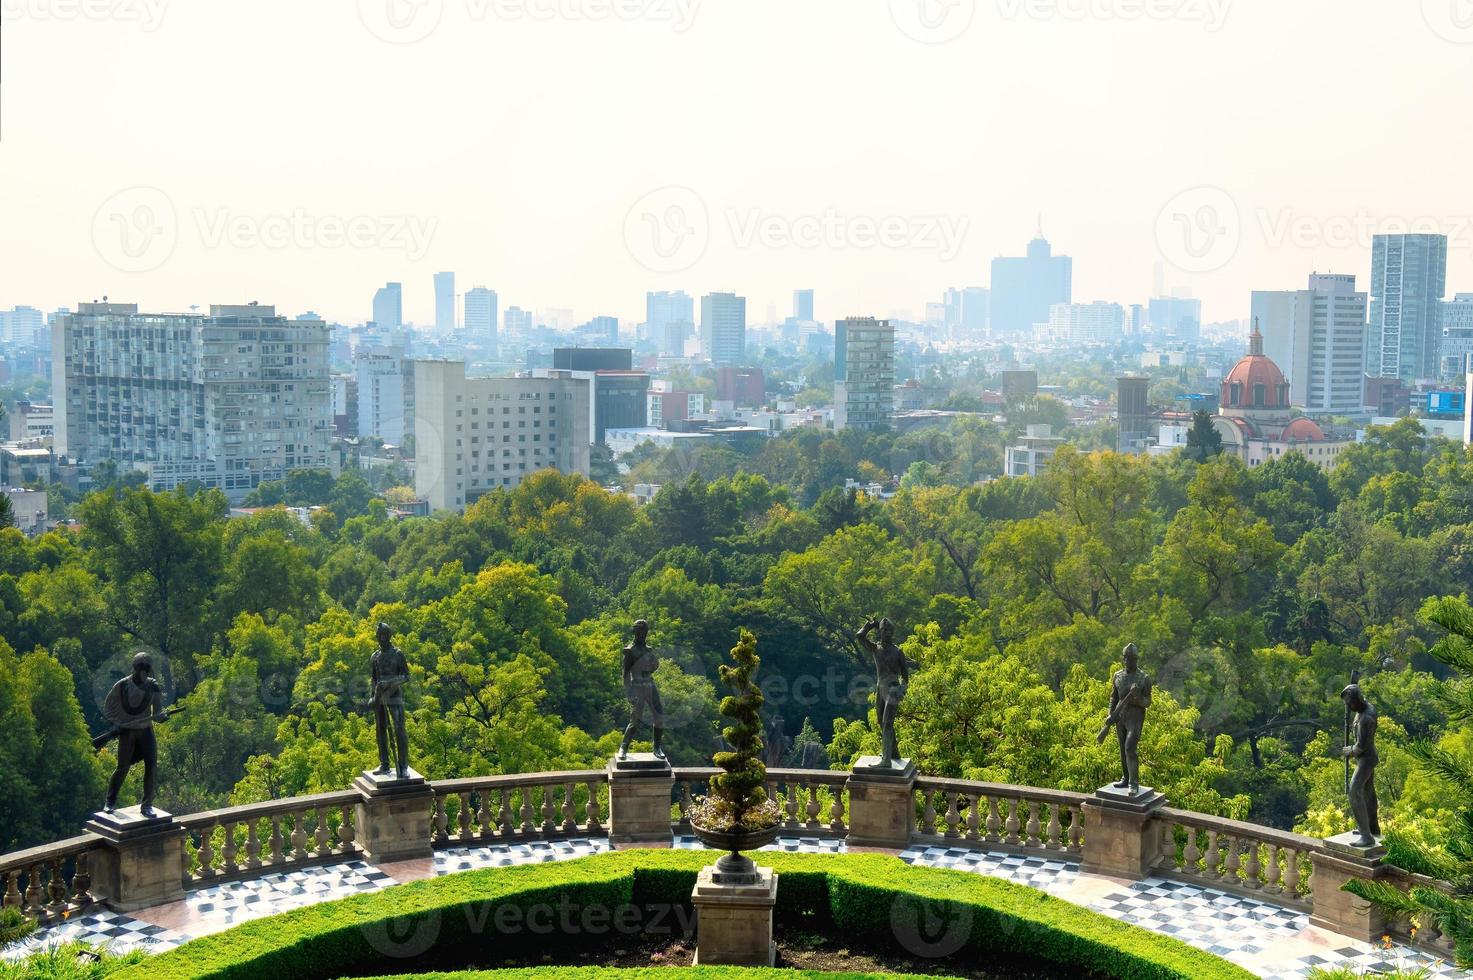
left=618, top=619, right=664, bottom=760
left=1340, top=682, right=1381, bottom=847
left=857, top=618, right=909, bottom=768
left=1096, top=643, right=1152, bottom=796
left=101, top=652, right=173, bottom=816
left=371, top=622, right=411, bottom=779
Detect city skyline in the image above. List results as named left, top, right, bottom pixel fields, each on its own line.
left=5, top=4, right=1473, bottom=327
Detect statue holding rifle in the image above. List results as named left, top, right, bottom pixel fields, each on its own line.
left=371, top=622, right=411, bottom=779
left=1096, top=643, right=1152, bottom=796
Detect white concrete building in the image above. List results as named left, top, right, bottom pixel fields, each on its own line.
left=1047, top=301, right=1124, bottom=343
left=1251, top=274, right=1367, bottom=413
left=1006, top=424, right=1064, bottom=477
left=53, top=302, right=335, bottom=500
left=355, top=346, right=409, bottom=444
left=3, top=487, right=48, bottom=535
left=413, top=361, right=589, bottom=513
left=834, top=317, right=895, bottom=431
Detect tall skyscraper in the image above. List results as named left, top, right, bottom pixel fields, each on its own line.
left=434, top=271, right=456, bottom=332
left=504, top=306, right=534, bottom=336
left=833, top=317, right=895, bottom=431
left=372, top=282, right=403, bottom=330
left=1147, top=296, right=1202, bottom=342
left=53, top=302, right=334, bottom=500
left=1441, top=293, right=1473, bottom=378
left=464, top=287, right=498, bottom=349
left=355, top=346, right=409, bottom=444
left=414, top=360, right=590, bottom=512
left=793, top=289, right=814, bottom=322
left=1370, top=233, right=1448, bottom=381
left=700, top=292, right=746, bottom=366
left=989, top=230, right=1072, bottom=334
left=1251, top=273, right=1368, bottom=413
left=647, top=291, right=694, bottom=356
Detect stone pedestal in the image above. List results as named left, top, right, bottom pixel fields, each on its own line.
left=846, top=756, right=917, bottom=849
left=354, top=768, right=434, bottom=864
left=607, top=755, right=674, bottom=846
left=84, top=807, right=186, bottom=912
left=1080, top=785, right=1166, bottom=880
left=1309, top=835, right=1388, bottom=942
left=691, top=864, right=777, bottom=966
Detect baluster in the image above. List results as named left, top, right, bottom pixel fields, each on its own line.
left=921, top=790, right=937, bottom=835
left=986, top=797, right=1002, bottom=842
left=4, top=870, right=21, bottom=908
left=1005, top=798, right=1021, bottom=845
left=221, top=820, right=239, bottom=874
left=314, top=808, right=332, bottom=856
left=340, top=804, right=357, bottom=853
left=585, top=780, right=603, bottom=832
left=784, top=783, right=799, bottom=829
left=829, top=786, right=845, bottom=832
left=1223, top=834, right=1241, bottom=885
left=562, top=782, right=578, bottom=832
left=245, top=819, right=262, bottom=869
left=1183, top=826, right=1201, bottom=874
left=1243, top=839, right=1262, bottom=890
left=520, top=787, right=536, bottom=833
left=24, top=864, right=44, bottom=915
left=1285, top=849, right=1303, bottom=899
left=269, top=816, right=285, bottom=865
left=941, top=792, right=960, bottom=838
left=1204, top=830, right=1222, bottom=879
left=541, top=785, right=558, bottom=833
left=1025, top=801, right=1041, bottom=847
left=1046, top=803, right=1062, bottom=850
left=291, top=812, right=309, bottom=860
left=46, top=859, right=67, bottom=915
left=71, top=852, right=92, bottom=906
left=476, top=790, right=493, bottom=839
left=198, top=825, right=217, bottom=878
left=458, top=792, right=474, bottom=841
left=804, top=782, right=820, bottom=830
left=1263, top=844, right=1281, bottom=894
left=498, top=789, right=513, bottom=837
left=1066, top=805, right=1083, bottom=852
left=966, top=796, right=981, bottom=841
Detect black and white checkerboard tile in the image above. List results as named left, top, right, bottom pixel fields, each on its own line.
left=434, top=837, right=611, bottom=873
left=673, top=834, right=846, bottom=854
left=0, top=908, right=188, bottom=961
left=1262, top=944, right=1465, bottom=979
left=900, top=845, right=1082, bottom=894
left=183, top=860, right=393, bottom=929
left=1089, top=877, right=1306, bottom=963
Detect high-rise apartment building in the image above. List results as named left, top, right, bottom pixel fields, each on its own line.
left=434, top=272, right=456, bottom=332
left=833, top=317, right=895, bottom=431
left=1147, top=296, right=1202, bottom=342
left=464, top=288, right=498, bottom=350
left=504, top=306, right=534, bottom=337
left=1370, top=233, right=1448, bottom=381
left=355, top=346, right=410, bottom=444
left=372, top=282, right=403, bottom=330
left=1441, top=294, right=1473, bottom=378
left=1251, top=273, right=1368, bottom=413
left=700, top=292, right=746, bottom=366
left=0, top=306, right=44, bottom=346
left=414, top=360, right=590, bottom=512
left=1047, top=301, right=1124, bottom=343
left=989, top=233, right=1072, bottom=334
left=53, top=302, right=334, bottom=499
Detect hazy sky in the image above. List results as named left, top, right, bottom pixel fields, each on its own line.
left=4, top=0, right=1473, bottom=328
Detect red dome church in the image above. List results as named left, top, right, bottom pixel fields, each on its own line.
left=1210, top=323, right=1349, bottom=468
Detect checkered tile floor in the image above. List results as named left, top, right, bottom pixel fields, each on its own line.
left=4, top=835, right=1468, bottom=978
left=901, top=844, right=1081, bottom=894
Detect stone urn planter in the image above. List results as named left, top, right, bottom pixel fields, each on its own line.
left=689, top=822, right=781, bottom=884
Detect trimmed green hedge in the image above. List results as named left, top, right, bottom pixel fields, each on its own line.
left=379, top=971, right=949, bottom=980
left=115, top=850, right=1255, bottom=980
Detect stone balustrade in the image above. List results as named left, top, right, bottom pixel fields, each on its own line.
left=0, top=766, right=1456, bottom=960
left=0, top=835, right=101, bottom=925
left=179, top=791, right=362, bottom=885
left=428, top=771, right=608, bottom=844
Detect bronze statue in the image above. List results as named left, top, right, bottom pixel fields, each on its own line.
left=371, top=622, right=411, bottom=779
left=857, top=618, right=909, bottom=767
left=102, top=652, right=173, bottom=816
left=618, top=619, right=664, bottom=760
left=1096, top=643, right=1152, bottom=796
left=1340, top=682, right=1381, bottom=847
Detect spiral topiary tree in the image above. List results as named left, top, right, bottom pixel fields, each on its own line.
left=711, top=628, right=771, bottom=829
